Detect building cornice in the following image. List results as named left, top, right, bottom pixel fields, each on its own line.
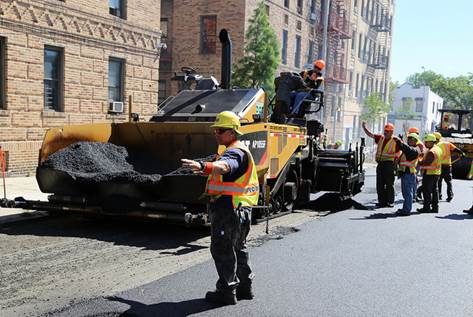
left=0, top=0, right=161, bottom=55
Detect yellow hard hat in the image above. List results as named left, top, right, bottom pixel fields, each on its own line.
left=424, top=134, right=437, bottom=142
left=433, top=132, right=442, bottom=141
left=407, top=133, right=419, bottom=141
left=210, top=111, right=243, bottom=135
left=335, top=140, right=342, bottom=146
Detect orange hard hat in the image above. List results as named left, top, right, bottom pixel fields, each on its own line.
left=408, top=127, right=419, bottom=134
left=384, top=123, right=394, bottom=131
left=313, top=59, right=325, bottom=70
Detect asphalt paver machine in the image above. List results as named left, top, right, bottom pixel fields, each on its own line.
left=22, top=29, right=365, bottom=223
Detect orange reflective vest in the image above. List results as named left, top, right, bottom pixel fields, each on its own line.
left=420, top=146, right=441, bottom=175
left=399, top=153, right=418, bottom=174
left=206, top=141, right=259, bottom=208
left=375, top=136, right=399, bottom=162
left=437, top=141, right=454, bottom=165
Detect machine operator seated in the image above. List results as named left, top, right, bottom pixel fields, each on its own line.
left=271, top=72, right=322, bottom=124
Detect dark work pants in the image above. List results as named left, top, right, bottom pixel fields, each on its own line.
left=209, top=205, right=253, bottom=294
left=376, top=161, right=395, bottom=205
left=422, top=174, right=440, bottom=212
left=438, top=165, right=453, bottom=199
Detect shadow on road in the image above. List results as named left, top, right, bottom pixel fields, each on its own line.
left=302, top=193, right=373, bottom=213
left=435, top=213, right=473, bottom=220
left=105, top=296, right=220, bottom=317
left=350, top=211, right=422, bottom=220
left=0, top=215, right=210, bottom=251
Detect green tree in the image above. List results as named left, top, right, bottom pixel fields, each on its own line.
left=360, top=93, right=391, bottom=124
left=232, top=2, right=280, bottom=93
left=406, top=71, right=473, bottom=110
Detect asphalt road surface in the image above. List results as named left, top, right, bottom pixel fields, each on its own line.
left=2, top=168, right=473, bottom=316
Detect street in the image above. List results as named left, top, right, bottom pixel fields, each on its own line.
left=1, top=168, right=473, bottom=316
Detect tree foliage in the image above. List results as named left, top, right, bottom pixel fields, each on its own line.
left=406, top=71, right=473, bottom=110
left=232, top=2, right=280, bottom=92
left=360, top=93, right=391, bottom=122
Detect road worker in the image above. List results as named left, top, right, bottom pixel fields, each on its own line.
left=434, top=132, right=465, bottom=201
left=362, top=121, right=401, bottom=207
left=289, top=60, right=326, bottom=118
left=417, top=134, right=442, bottom=213
left=408, top=127, right=424, bottom=201
left=301, top=59, right=325, bottom=89
left=394, top=133, right=422, bottom=216
left=181, top=111, right=259, bottom=305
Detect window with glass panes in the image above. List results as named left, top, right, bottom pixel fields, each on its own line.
left=200, top=15, right=217, bottom=54
left=0, top=38, right=5, bottom=109
left=282, top=30, right=288, bottom=64
left=108, top=58, right=124, bottom=102
left=109, top=0, right=126, bottom=19
left=294, top=35, right=301, bottom=68
left=44, top=47, right=63, bottom=111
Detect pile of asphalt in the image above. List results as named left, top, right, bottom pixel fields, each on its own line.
left=42, top=142, right=163, bottom=184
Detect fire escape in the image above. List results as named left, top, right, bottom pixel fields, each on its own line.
left=320, top=0, right=351, bottom=84
left=368, top=0, right=391, bottom=70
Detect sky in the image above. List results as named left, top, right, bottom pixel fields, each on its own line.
left=390, top=0, right=473, bottom=84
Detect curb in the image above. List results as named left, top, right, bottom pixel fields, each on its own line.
left=0, top=208, right=49, bottom=225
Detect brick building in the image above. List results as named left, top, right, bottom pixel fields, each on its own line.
left=159, top=0, right=322, bottom=98
left=160, top=0, right=394, bottom=149
left=0, top=0, right=161, bottom=176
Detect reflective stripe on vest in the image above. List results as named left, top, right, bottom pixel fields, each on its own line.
left=206, top=141, right=259, bottom=208
left=399, top=153, right=418, bottom=174
left=437, top=141, right=451, bottom=165
left=420, top=146, right=441, bottom=175
left=376, top=136, right=398, bottom=162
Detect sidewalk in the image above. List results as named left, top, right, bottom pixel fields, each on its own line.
left=0, top=176, right=49, bottom=224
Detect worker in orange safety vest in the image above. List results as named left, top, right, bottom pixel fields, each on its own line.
left=181, top=111, right=259, bottom=305
left=434, top=132, right=465, bottom=202
left=362, top=121, right=401, bottom=208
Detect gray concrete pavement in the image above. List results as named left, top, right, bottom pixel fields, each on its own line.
left=0, top=176, right=49, bottom=224
left=45, top=169, right=473, bottom=317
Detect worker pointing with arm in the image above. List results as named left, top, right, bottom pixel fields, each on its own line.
left=181, top=111, right=259, bottom=306
left=362, top=121, right=400, bottom=208
left=393, top=133, right=422, bottom=216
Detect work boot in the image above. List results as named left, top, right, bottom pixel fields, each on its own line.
left=236, top=287, right=254, bottom=300
left=395, top=209, right=410, bottom=216
left=417, top=208, right=430, bottom=213
left=205, top=290, right=237, bottom=305
left=439, top=194, right=443, bottom=200
left=447, top=196, right=453, bottom=202
left=463, top=206, right=473, bottom=214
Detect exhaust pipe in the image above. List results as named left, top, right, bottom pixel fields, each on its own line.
left=219, top=29, right=232, bottom=89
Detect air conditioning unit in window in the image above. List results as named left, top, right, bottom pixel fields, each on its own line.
left=109, top=101, right=124, bottom=113
left=310, top=13, right=317, bottom=22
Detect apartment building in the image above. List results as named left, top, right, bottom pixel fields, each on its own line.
left=0, top=0, right=161, bottom=175
left=341, top=0, right=394, bottom=148
left=388, top=83, right=443, bottom=135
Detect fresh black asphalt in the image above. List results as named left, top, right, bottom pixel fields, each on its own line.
left=47, top=169, right=473, bottom=317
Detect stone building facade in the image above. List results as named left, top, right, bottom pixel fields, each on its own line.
left=0, top=0, right=161, bottom=176
left=341, top=0, right=394, bottom=148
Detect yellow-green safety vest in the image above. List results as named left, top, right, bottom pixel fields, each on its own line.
left=376, top=136, right=399, bottom=162
left=206, top=141, right=259, bottom=208
left=399, top=153, right=418, bottom=174
left=437, top=141, right=453, bottom=165
left=420, top=145, right=441, bottom=175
